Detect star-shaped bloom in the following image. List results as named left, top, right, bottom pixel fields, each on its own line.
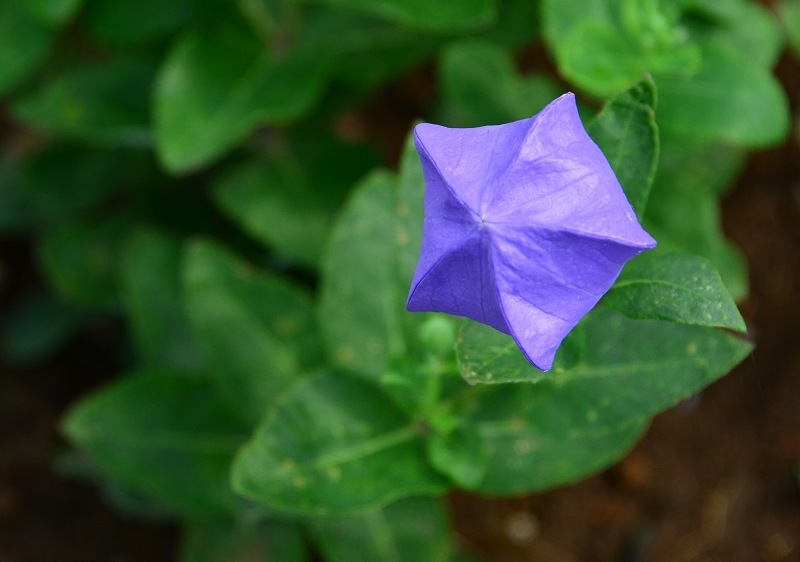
left=407, top=93, right=657, bottom=371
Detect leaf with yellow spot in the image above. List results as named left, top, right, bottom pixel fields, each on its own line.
left=231, top=372, right=448, bottom=515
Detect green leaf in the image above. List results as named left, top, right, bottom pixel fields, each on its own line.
left=456, top=321, right=553, bottom=386
left=311, top=0, right=498, bottom=32
left=779, top=0, right=800, bottom=56
left=12, top=57, right=155, bottom=147
left=154, top=25, right=328, bottom=172
left=183, top=240, right=320, bottom=425
left=181, top=518, right=309, bottom=562
left=213, top=134, right=376, bottom=267
left=605, top=252, right=746, bottom=331
left=644, top=185, right=748, bottom=300
left=543, top=0, right=700, bottom=97
left=587, top=75, right=659, bottom=218
left=320, top=173, right=404, bottom=378
left=37, top=215, right=133, bottom=310
left=454, top=309, right=752, bottom=492
left=84, top=0, right=192, bottom=46
left=319, top=133, right=428, bottom=380
left=231, top=372, right=448, bottom=515
left=557, top=21, right=656, bottom=97
left=2, top=293, right=87, bottom=364
left=309, top=497, right=453, bottom=562
left=655, top=41, right=790, bottom=147
left=439, top=40, right=561, bottom=127
left=470, top=386, right=648, bottom=494
left=426, top=424, right=488, bottom=488
left=62, top=371, right=249, bottom=516
left=0, top=2, right=55, bottom=94
left=120, top=229, right=203, bottom=373
left=17, top=0, right=83, bottom=25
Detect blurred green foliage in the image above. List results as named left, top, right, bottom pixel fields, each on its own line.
left=0, top=0, right=791, bottom=560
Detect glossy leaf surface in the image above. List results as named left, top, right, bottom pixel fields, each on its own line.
left=232, top=372, right=448, bottom=515
left=587, top=76, right=659, bottom=218
left=319, top=135, right=428, bottom=379
left=455, top=309, right=751, bottom=491
left=605, top=252, right=746, bottom=331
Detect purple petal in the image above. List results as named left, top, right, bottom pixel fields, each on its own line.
left=407, top=93, right=656, bottom=371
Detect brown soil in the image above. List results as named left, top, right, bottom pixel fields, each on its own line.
left=1, top=51, right=800, bottom=562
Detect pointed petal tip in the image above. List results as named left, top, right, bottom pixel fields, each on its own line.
left=413, top=122, right=442, bottom=144
left=543, top=91, right=578, bottom=113
left=634, top=228, right=658, bottom=250
left=518, top=342, right=556, bottom=372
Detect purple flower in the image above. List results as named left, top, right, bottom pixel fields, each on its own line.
left=407, top=93, right=656, bottom=371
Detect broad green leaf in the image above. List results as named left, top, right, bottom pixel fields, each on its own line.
left=655, top=41, right=790, bottom=147
left=605, top=252, right=746, bottom=331
left=454, top=309, right=752, bottom=492
left=2, top=293, right=86, bottom=364
left=120, top=229, right=203, bottom=373
left=318, top=172, right=406, bottom=378
left=12, top=58, right=154, bottom=147
left=312, top=0, right=498, bottom=32
left=183, top=240, right=320, bottom=425
left=439, top=40, right=561, bottom=127
left=0, top=3, right=54, bottom=94
left=470, top=385, right=648, bottom=494
left=181, top=518, right=309, bottom=562
left=644, top=185, right=748, bottom=300
left=62, top=371, right=249, bottom=516
left=17, top=0, right=82, bottom=25
left=231, top=372, right=448, bottom=515
left=587, top=76, right=659, bottom=218
left=154, top=25, right=328, bottom=173
left=319, top=133, right=428, bottom=379
left=557, top=22, right=657, bottom=97
left=84, top=0, right=192, bottom=46
left=779, top=0, right=800, bottom=56
left=37, top=215, right=133, bottom=310
left=213, top=134, right=376, bottom=267
left=309, top=497, right=453, bottom=562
